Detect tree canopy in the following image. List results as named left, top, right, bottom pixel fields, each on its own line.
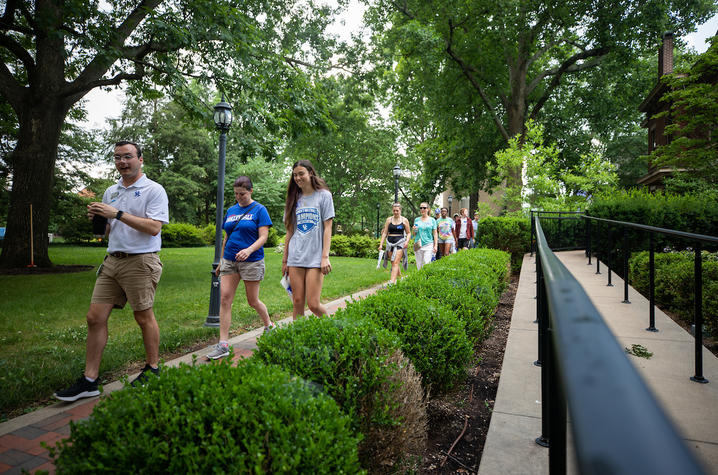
left=0, top=0, right=346, bottom=267
left=362, top=0, right=716, bottom=200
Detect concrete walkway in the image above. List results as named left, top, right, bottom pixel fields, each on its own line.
left=479, top=251, right=718, bottom=474
left=0, top=283, right=385, bottom=474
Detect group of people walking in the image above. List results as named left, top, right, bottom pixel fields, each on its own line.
left=378, top=202, right=479, bottom=283
left=53, top=139, right=480, bottom=402
left=54, top=142, right=335, bottom=401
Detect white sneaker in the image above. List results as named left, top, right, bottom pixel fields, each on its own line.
left=206, top=343, right=230, bottom=360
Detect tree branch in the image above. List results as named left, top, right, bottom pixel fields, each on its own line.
left=0, top=60, right=25, bottom=110
left=446, top=19, right=509, bottom=141
left=67, top=0, right=163, bottom=96
left=528, top=46, right=610, bottom=120
left=0, top=33, right=35, bottom=71
left=527, top=38, right=562, bottom=70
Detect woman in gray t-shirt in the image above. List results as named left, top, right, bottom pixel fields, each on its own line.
left=282, top=160, right=335, bottom=319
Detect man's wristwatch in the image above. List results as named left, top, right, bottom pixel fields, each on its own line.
left=115, top=210, right=124, bottom=221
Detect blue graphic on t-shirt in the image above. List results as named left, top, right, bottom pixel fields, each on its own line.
left=296, top=207, right=320, bottom=234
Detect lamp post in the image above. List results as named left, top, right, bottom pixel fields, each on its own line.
left=393, top=165, right=400, bottom=203
left=205, top=96, right=233, bottom=327
left=376, top=203, right=381, bottom=238
left=448, top=195, right=453, bottom=215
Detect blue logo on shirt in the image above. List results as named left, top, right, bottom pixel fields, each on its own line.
left=296, top=207, right=319, bottom=234
left=135, top=190, right=141, bottom=197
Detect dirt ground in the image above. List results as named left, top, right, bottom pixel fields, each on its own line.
left=417, top=274, right=518, bottom=474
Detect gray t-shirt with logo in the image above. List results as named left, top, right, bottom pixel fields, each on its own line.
left=286, top=189, right=335, bottom=268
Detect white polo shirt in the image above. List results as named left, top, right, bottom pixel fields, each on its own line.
left=103, top=175, right=169, bottom=254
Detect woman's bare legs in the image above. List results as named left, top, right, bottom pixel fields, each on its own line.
left=390, top=248, right=403, bottom=283
left=243, top=280, right=272, bottom=327
left=218, top=273, right=241, bottom=341
left=288, top=267, right=327, bottom=318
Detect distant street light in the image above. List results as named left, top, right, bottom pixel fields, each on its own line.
left=205, top=96, right=233, bottom=327
left=393, top=165, right=401, bottom=203
left=376, top=203, right=381, bottom=238
left=448, top=195, right=453, bottom=215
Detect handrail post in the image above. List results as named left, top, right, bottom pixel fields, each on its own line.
left=536, top=248, right=545, bottom=361
left=595, top=221, right=601, bottom=274
left=587, top=218, right=592, bottom=265
left=607, top=227, right=613, bottom=286
left=535, top=245, right=550, bottom=447
left=547, top=326, right=567, bottom=474
left=622, top=229, right=630, bottom=304
left=691, top=242, right=708, bottom=384
left=647, top=233, right=658, bottom=332
left=530, top=210, right=535, bottom=257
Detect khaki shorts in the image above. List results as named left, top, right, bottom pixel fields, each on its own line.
left=91, top=253, right=163, bottom=311
left=219, top=258, right=265, bottom=281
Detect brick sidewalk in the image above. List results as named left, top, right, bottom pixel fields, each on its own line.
left=0, top=283, right=385, bottom=474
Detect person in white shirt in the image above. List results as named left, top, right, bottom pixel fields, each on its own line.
left=54, top=141, right=169, bottom=401
left=453, top=207, right=474, bottom=250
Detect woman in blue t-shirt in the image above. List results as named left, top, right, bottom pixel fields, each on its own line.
left=207, top=176, right=274, bottom=360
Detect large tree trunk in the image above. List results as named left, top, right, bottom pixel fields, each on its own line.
left=0, top=104, right=65, bottom=268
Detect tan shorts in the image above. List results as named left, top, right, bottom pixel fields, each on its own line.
left=91, top=253, right=163, bottom=311
left=219, top=258, right=265, bottom=281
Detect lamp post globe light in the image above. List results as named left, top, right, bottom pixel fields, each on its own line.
left=392, top=165, right=400, bottom=204
left=376, top=203, right=381, bottom=238
left=205, top=96, right=233, bottom=327
left=448, top=195, right=453, bottom=215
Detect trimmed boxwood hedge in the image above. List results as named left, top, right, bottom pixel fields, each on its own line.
left=335, top=290, right=473, bottom=392
left=255, top=316, right=426, bottom=469
left=394, top=275, right=497, bottom=340
left=51, top=359, right=363, bottom=474
left=588, top=189, right=718, bottom=253
left=395, top=249, right=509, bottom=340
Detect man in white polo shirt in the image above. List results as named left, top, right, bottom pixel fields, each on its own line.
left=54, top=141, right=169, bottom=401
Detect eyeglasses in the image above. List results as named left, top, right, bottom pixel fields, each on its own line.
left=420, top=206, right=428, bottom=209
left=113, top=154, right=136, bottom=162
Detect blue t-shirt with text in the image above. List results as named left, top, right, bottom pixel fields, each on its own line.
left=222, top=202, right=272, bottom=262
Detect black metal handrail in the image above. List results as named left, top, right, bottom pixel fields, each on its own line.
left=583, top=214, right=718, bottom=383
left=533, top=216, right=705, bottom=474
left=530, top=210, right=584, bottom=256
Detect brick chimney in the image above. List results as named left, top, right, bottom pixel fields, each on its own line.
left=657, top=32, right=674, bottom=78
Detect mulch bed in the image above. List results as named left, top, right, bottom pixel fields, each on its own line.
left=0, top=265, right=94, bottom=275
left=417, top=273, right=517, bottom=473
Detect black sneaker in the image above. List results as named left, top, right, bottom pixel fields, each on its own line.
left=54, top=376, right=100, bottom=402
left=130, top=364, right=160, bottom=387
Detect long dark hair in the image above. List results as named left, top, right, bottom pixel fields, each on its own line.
left=284, top=160, right=330, bottom=230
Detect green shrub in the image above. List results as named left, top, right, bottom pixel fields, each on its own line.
left=51, top=359, right=362, bottom=474
left=428, top=248, right=511, bottom=294
left=335, top=290, right=472, bottom=391
left=161, top=222, right=205, bottom=247
left=476, top=217, right=530, bottom=271
left=588, top=189, right=718, bottom=252
left=200, top=223, right=215, bottom=245
left=331, top=234, right=381, bottom=258
left=629, top=251, right=718, bottom=336
left=265, top=226, right=280, bottom=248
left=394, top=276, right=496, bottom=340
left=56, top=207, right=96, bottom=244
left=255, top=316, right=426, bottom=469
left=398, top=249, right=510, bottom=340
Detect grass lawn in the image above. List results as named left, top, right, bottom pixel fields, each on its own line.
left=0, top=245, right=403, bottom=418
